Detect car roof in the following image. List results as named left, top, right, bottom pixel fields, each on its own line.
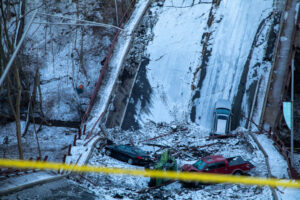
left=216, top=118, right=227, bottom=134
left=108, top=145, right=148, bottom=156
left=215, top=99, right=231, bottom=110
left=203, top=155, right=226, bottom=163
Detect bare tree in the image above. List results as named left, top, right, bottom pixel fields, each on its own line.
left=0, top=0, right=25, bottom=159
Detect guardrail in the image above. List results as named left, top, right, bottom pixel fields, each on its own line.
left=0, top=156, right=48, bottom=179
left=246, top=132, right=278, bottom=200
left=268, top=128, right=300, bottom=179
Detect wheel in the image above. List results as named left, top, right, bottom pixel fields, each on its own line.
left=145, top=163, right=153, bottom=169
left=182, top=182, right=191, bottom=188
left=148, top=178, right=156, bottom=187
left=105, top=150, right=111, bottom=156
left=127, top=158, right=133, bottom=165
left=182, top=181, right=203, bottom=188
left=194, top=182, right=200, bottom=187
left=243, top=172, right=251, bottom=176
left=233, top=170, right=243, bottom=176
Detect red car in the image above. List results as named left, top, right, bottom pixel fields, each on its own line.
left=182, top=155, right=255, bottom=175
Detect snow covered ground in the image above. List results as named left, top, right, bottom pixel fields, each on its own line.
left=2, top=1, right=300, bottom=199
left=76, top=123, right=273, bottom=200
left=2, top=178, right=97, bottom=199
left=23, top=0, right=116, bottom=121
left=256, top=134, right=300, bottom=200
left=0, top=121, right=77, bottom=161
left=2, top=123, right=299, bottom=199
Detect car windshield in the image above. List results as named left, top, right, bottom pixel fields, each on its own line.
left=193, top=160, right=207, bottom=170
left=132, top=148, right=146, bottom=155
left=216, top=108, right=230, bottom=115
left=218, top=115, right=228, bottom=120
left=119, top=145, right=146, bottom=155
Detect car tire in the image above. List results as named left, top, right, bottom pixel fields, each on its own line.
left=127, top=158, right=133, bottom=165
left=106, top=150, right=111, bottom=156
left=182, top=181, right=202, bottom=188
left=233, top=170, right=243, bottom=176
left=148, top=178, right=156, bottom=187
left=181, top=182, right=191, bottom=188
left=145, top=163, right=153, bottom=169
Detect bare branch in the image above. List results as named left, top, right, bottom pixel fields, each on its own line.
left=33, top=22, right=124, bottom=30
left=37, top=12, right=123, bottom=30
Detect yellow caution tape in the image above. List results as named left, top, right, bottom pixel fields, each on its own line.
left=1, top=159, right=300, bottom=188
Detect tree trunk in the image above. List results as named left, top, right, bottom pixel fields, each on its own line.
left=6, top=74, right=23, bottom=159
left=23, top=67, right=39, bottom=137
left=31, top=99, right=42, bottom=157
left=14, top=63, right=24, bottom=160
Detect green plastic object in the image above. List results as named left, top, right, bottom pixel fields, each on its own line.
left=149, top=150, right=177, bottom=187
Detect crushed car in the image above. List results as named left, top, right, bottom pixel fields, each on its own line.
left=104, top=144, right=152, bottom=167
left=181, top=155, right=255, bottom=186
left=182, top=155, right=254, bottom=175
left=212, top=99, right=232, bottom=136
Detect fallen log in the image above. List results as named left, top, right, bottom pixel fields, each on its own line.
left=139, top=128, right=188, bottom=143
left=0, top=113, right=80, bottom=128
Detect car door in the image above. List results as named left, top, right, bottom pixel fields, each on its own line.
left=117, top=146, right=131, bottom=161
left=214, top=161, right=227, bottom=174
left=204, top=163, right=218, bottom=173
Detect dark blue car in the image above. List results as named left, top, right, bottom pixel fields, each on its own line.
left=105, top=145, right=152, bottom=166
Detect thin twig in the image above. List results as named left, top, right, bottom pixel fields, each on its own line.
left=139, top=128, right=188, bottom=143
left=32, top=22, right=123, bottom=30
left=37, top=12, right=123, bottom=30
